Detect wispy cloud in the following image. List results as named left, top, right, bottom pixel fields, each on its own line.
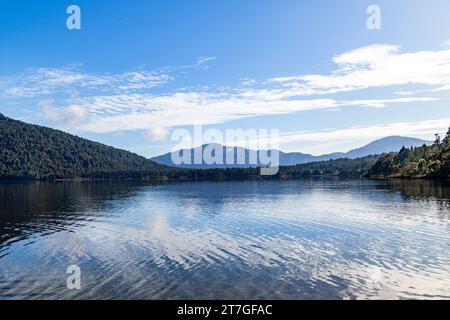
left=268, top=44, right=450, bottom=95
left=1, top=45, right=449, bottom=135
left=78, top=94, right=337, bottom=132
left=76, top=45, right=449, bottom=133
left=207, top=118, right=448, bottom=155
left=195, top=56, right=217, bottom=69
left=0, top=57, right=218, bottom=99
left=76, top=95, right=436, bottom=133
left=281, top=118, right=449, bottom=143
left=0, top=67, right=171, bottom=98
left=277, top=118, right=450, bottom=154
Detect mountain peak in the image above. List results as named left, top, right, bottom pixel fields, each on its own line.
left=375, top=135, right=421, bottom=141
left=366, top=135, right=429, bottom=146
left=343, top=136, right=430, bottom=159
left=152, top=136, right=431, bottom=168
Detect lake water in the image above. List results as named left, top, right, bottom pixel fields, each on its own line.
left=0, top=179, right=449, bottom=300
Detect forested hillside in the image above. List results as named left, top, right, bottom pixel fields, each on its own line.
left=0, top=113, right=380, bottom=181
left=152, top=137, right=427, bottom=168
left=366, top=129, right=450, bottom=179
left=0, top=113, right=167, bottom=180
left=278, top=155, right=379, bottom=178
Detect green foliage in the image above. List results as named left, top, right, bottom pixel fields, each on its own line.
left=277, top=156, right=379, bottom=179
left=0, top=114, right=379, bottom=181
left=366, top=129, right=450, bottom=179
left=0, top=115, right=167, bottom=180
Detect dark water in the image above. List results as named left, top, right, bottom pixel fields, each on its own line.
left=0, top=179, right=449, bottom=300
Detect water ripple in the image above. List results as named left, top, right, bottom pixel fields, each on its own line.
left=0, top=180, right=449, bottom=299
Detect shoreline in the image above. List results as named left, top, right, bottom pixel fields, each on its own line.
left=4, top=175, right=450, bottom=184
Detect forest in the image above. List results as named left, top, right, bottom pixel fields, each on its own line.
left=0, top=113, right=385, bottom=181
left=366, top=129, right=450, bottom=179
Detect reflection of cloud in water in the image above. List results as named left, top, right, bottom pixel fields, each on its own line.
left=334, top=263, right=450, bottom=300
left=1, top=180, right=449, bottom=299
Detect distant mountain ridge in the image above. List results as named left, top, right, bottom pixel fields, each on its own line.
left=0, top=112, right=433, bottom=181
left=152, top=136, right=430, bottom=168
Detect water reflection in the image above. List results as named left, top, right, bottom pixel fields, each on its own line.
left=0, top=179, right=449, bottom=299
left=0, top=181, right=147, bottom=253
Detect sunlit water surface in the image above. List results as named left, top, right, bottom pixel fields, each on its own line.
left=0, top=179, right=449, bottom=300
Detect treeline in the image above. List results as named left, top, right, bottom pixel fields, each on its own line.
left=0, top=113, right=379, bottom=181
left=277, top=155, right=379, bottom=178
left=161, top=155, right=379, bottom=181
left=366, top=129, right=450, bottom=179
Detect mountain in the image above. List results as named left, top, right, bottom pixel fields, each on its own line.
left=152, top=144, right=283, bottom=169
left=0, top=113, right=166, bottom=180
left=335, top=136, right=430, bottom=159
left=0, top=112, right=434, bottom=181
left=152, top=136, right=430, bottom=168
left=366, top=132, right=450, bottom=179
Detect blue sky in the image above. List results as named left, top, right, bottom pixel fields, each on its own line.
left=1, top=0, right=450, bottom=157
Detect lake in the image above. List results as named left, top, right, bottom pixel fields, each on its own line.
left=0, top=179, right=449, bottom=300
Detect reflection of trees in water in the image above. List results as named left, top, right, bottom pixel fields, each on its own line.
left=1, top=179, right=450, bottom=256
left=0, top=181, right=148, bottom=252
left=389, top=179, right=450, bottom=198
left=385, top=179, right=450, bottom=219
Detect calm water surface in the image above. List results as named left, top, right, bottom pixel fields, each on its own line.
left=0, top=179, right=449, bottom=300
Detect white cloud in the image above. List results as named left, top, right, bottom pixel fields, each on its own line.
left=277, top=118, right=450, bottom=154
left=75, top=94, right=435, bottom=133
left=394, top=91, right=415, bottom=96
left=0, top=67, right=171, bottom=99
left=269, top=44, right=450, bottom=96
left=42, top=101, right=87, bottom=128
left=1, top=44, right=449, bottom=135
left=333, top=44, right=400, bottom=66
left=341, top=97, right=437, bottom=109
left=145, top=127, right=169, bottom=142
left=196, top=56, right=217, bottom=67
left=240, top=78, right=257, bottom=86
left=212, top=117, right=448, bottom=155
left=0, top=57, right=220, bottom=101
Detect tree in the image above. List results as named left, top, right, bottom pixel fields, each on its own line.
left=434, top=134, right=441, bottom=145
